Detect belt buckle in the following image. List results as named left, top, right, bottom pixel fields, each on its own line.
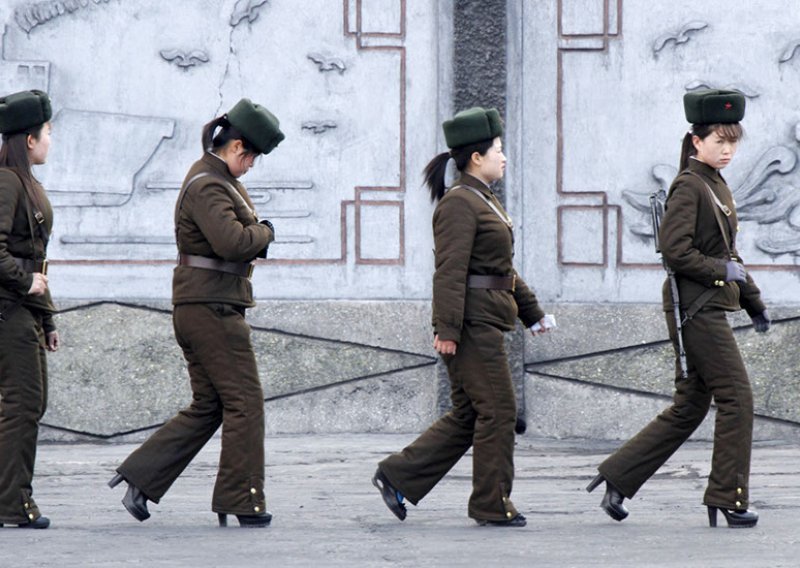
left=41, top=259, right=48, bottom=276
left=247, top=263, right=255, bottom=279
left=511, top=274, right=516, bottom=292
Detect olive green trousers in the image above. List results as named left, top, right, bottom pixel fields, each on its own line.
left=118, top=303, right=266, bottom=516
left=379, top=322, right=520, bottom=521
left=0, top=306, right=47, bottom=524
left=598, top=309, right=753, bottom=509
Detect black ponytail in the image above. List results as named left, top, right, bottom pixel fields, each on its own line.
left=422, top=138, right=495, bottom=202
left=422, top=151, right=451, bottom=202
left=201, top=115, right=258, bottom=154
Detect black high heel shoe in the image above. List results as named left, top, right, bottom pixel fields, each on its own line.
left=586, top=473, right=629, bottom=521
left=372, top=468, right=407, bottom=521
left=109, top=473, right=151, bottom=522
left=218, top=512, right=272, bottom=528
left=707, top=506, right=758, bottom=528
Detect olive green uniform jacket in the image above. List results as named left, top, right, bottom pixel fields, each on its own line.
left=432, top=173, right=544, bottom=340
left=660, top=159, right=765, bottom=317
left=0, top=167, right=54, bottom=524
left=173, top=152, right=273, bottom=307
left=0, top=169, right=56, bottom=329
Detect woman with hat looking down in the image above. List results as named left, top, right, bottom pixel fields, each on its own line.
left=587, top=89, right=769, bottom=528
left=0, top=89, right=58, bottom=530
left=109, top=98, right=283, bottom=528
left=373, top=107, right=553, bottom=527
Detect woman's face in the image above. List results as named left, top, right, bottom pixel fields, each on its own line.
left=224, top=140, right=258, bottom=178
left=27, top=122, right=52, bottom=165
left=693, top=130, right=738, bottom=170
left=470, top=137, right=506, bottom=183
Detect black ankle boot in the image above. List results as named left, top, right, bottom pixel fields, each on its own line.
left=218, top=512, right=272, bottom=528
left=476, top=513, right=527, bottom=527
left=109, top=473, right=151, bottom=522
left=707, top=506, right=758, bottom=528
left=587, top=473, right=629, bottom=521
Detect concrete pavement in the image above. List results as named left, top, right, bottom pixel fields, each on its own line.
left=3, top=433, right=800, bottom=567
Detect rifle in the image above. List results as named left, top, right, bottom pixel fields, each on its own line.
left=650, top=189, right=688, bottom=380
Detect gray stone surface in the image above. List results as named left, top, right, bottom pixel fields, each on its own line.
left=527, top=311, right=800, bottom=425
left=42, top=302, right=435, bottom=440
left=7, top=433, right=800, bottom=567
left=525, top=372, right=800, bottom=442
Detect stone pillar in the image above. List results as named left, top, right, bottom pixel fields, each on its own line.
left=438, top=0, right=526, bottom=426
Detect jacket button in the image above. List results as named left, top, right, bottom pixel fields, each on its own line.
left=254, top=506, right=261, bottom=513
left=506, top=512, right=513, bottom=519
left=28, top=513, right=35, bottom=520
left=250, top=488, right=257, bottom=495
left=735, top=501, right=742, bottom=508
left=737, top=488, right=742, bottom=495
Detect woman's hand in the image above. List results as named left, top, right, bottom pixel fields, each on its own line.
left=46, top=330, right=60, bottom=352
left=433, top=334, right=457, bottom=355
left=28, top=272, right=48, bottom=296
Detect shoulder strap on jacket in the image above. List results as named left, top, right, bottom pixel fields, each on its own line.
left=684, top=170, right=733, bottom=256
left=174, top=172, right=254, bottom=242
left=451, top=185, right=514, bottom=229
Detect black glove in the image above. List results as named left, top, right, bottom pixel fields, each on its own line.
left=751, top=309, right=770, bottom=333
left=725, top=260, right=747, bottom=283
left=256, top=219, right=274, bottom=259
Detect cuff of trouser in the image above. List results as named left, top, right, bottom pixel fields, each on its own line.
left=21, top=489, right=41, bottom=523
left=501, top=495, right=519, bottom=520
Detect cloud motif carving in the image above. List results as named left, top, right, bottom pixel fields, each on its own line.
left=159, top=49, right=210, bottom=69
left=302, top=121, right=338, bottom=134
left=652, top=21, right=708, bottom=55
left=307, top=53, right=347, bottom=74
left=779, top=41, right=800, bottom=64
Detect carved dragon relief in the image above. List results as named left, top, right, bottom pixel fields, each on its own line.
left=230, top=0, right=269, bottom=27
left=652, top=21, right=708, bottom=55
left=160, top=49, right=210, bottom=70
left=14, top=0, right=112, bottom=33
left=623, top=135, right=800, bottom=257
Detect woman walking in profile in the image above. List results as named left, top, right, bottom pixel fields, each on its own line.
left=109, top=98, right=283, bottom=528
left=0, top=90, right=59, bottom=529
left=372, top=107, right=552, bottom=527
left=587, top=89, right=770, bottom=528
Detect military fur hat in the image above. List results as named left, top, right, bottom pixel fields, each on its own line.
left=683, top=89, right=745, bottom=124
left=226, top=98, right=285, bottom=155
left=0, top=90, right=52, bottom=135
left=442, top=106, right=503, bottom=149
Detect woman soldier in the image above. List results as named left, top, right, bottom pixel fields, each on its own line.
left=0, top=90, right=59, bottom=529
left=109, top=98, right=283, bottom=528
left=587, top=89, right=769, bottom=528
left=372, top=107, right=552, bottom=527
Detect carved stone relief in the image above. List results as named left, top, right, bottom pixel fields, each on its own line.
left=159, top=49, right=210, bottom=70
left=652, top=21, right=708, bottom=55
left=307, top=52, right=347, bottom=74
left=14, top=0, right=112, bottom=33
left=230, top=0, right=269, bottom=27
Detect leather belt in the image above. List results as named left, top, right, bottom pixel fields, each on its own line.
left=467, top=274, right=516, bottom=291
left=13, top=256, right=47, bottom=274
left=178, top=253, right=254, bottom=278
